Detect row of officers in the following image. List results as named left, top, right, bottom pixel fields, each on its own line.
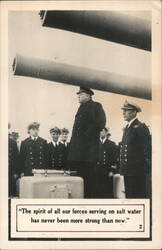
left=9, top=123, right=118, bottom=198
left=9, top=87, right=151, bottom=199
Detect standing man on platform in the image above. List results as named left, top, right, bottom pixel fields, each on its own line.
left=68, top=87, right=106, bottom=198
left=19, top=122, right=48, bottom=176
left=96, top=127, right=118, bottom=198
left=120, top=100, right=151, bottom=198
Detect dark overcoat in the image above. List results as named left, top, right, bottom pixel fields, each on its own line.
left=119, top=118, right=151, bottom=176
left=68, top=99, right=106, bottom=163
left=9, top=138, right=19, bottom=175
left=9, top=138, right=19, bottom=196
left=19, top=136, right=48, bottom=176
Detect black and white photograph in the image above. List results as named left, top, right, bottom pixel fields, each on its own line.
left=9, top=10, right=152, bottom=200
left=0, top=0, right=162, bottom=248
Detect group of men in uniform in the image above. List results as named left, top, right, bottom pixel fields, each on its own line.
left=47, top=127, right=69, bottom=170
left=9, top=86, right=151, bottom=199
left=8, top=124, right=70, bottom=196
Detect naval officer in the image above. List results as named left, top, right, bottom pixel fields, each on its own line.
left=96, top=127, right=118, bottom=198
left=60, top=128, right=69, bottom=170
left=68, top=87, right=106, bottom=198
left=47, top=127, right=65, bottom=170
left=60, top=128, right=69, bottom=146
left=120, top=101, right=151, bottom=198
left=19, top=122, right=48, bottom=176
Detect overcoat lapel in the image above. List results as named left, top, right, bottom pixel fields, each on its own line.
left=122, top=119, right=139, bottom=141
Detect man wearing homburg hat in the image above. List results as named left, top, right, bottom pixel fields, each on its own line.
left=120, top=101, right=151, bottom=198
left=19, top=122, right=48, bottom=176
left=68, top=87, right=106, bottom=198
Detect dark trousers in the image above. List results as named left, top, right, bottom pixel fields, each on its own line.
left=95, top=166, right=113, bottom=198
left=68, top=161, right=96, bottom=198
left=124, top=175, right=147, bottom=198
left=9, top=174, right=17, bottom=197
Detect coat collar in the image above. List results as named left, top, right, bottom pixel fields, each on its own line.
left=80, top=99, right=93, bottom=106
left=29, top=136, right=40, bottom=141
left=127, top=117, right=137, bottom=128
left=60, top=141, right=68, bottom=147
left=51, top=141, right=60, bottom=147
left=100, top=137, right=107, bottom=144
left=122, top=119, right=140, bottom=140
left=128, top=118, right=139, bottom=128
left=31, top=136, right=38, bottom=141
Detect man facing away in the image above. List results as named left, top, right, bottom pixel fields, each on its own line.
left=19, top=122, right=48, bottom=176
left=95, top=127, right=118, bottom=198
left=120, top=100, right=151, bottom=198
left=68, top=87, right=106, bottom=198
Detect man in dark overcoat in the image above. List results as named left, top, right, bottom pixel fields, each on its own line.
left=96, top=127, right=118, bottom=198
left=19, top=122, right=48, bottom=176
left=68, top=87, right=106, bottom=198
left=119, top=100, right=151, bottom=198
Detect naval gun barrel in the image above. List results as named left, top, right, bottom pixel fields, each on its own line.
left=39, top=11, right=151, bottom=51
left=13, top=54, right=151, bottom=100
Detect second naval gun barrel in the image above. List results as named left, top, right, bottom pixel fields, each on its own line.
left=13, top=54, right=151, bottom=100
left=39, top=11, right=151, bottom=51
